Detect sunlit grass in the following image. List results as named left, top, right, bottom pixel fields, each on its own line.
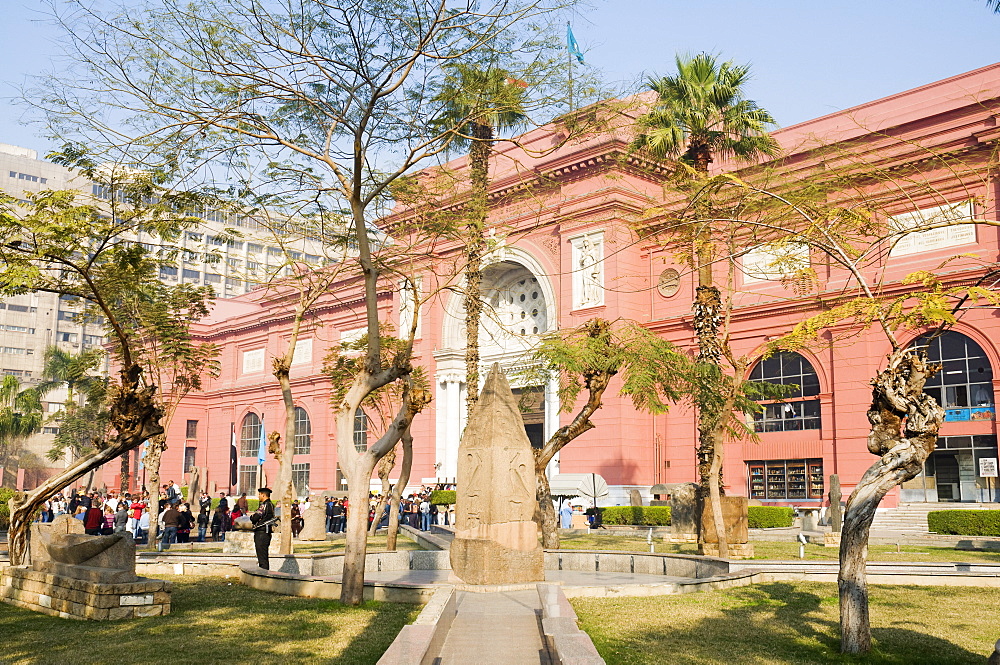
left=574, top=582, right=1000, bottom=664
left=0, top=574, right=418, bottom=665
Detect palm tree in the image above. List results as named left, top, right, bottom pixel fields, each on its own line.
left=433, top=63, right=528, bottom=414
left=37, top=346, right=105, bottom=487
left=37, top=347, right=104, bottom=414
left=989, top=0, right=1000, bottom=13
left=0, top=375, right=43, bottom=487
left=633, top=53, right=780, bottom=557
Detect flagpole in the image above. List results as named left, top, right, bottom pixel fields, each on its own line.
left=567, top=20, right=574, bottom=113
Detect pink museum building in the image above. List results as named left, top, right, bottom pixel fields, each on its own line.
left=100, top=63, right=1000, bottom=508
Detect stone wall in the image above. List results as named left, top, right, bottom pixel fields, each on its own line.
left=1, top=566, right=171, bottom=620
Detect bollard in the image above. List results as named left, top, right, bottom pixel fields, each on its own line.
left=648, top=527, right=654, bottom=553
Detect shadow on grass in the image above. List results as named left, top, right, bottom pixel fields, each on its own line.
left=0, top=575, right=418, bottom=665
left=582, top=583, right=988, bottom=665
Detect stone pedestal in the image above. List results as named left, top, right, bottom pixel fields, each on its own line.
left=450, top=365, right=543, bottom=585
left=698, top=495, right=753, bottom=559
left=799, top=507, right=821, bottom=532
left=2, top=522, right=171, bottom=620
left=669, top=483, right=700, bottom=543
left=222, top=530, right=282, bottom=555
left=298, top=495, right=327, bottom=541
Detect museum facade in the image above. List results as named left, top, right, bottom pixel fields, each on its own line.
left=100, top=63, right=1000, bottom=507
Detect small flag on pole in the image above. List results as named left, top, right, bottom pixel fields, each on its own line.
left=257, top=415, right=267, bottom=466
left=229, top=423, right=238, bottom=486
left=567, top=23, right=584, bottom=64
left=138, top=441, right=147, bottom=471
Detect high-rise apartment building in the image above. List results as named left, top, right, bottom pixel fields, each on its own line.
left=0, top=142, right=332, bottom=488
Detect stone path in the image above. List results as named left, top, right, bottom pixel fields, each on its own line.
left=363, top=568, right=689, bottom=587
left=432, top=590, right=552, bottom=665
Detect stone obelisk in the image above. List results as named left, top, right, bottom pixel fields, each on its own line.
left=450, top=364, right=544, bottom=585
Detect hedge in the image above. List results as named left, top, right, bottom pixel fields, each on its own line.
left=747, top=506, right=794, bottom=529
left=600, top=506, right=671, bottom=526
left=430, top=490, right=456, bottom=505
left=0, top=487, right=16, bottom=529
left=928, top=509, right=1000, bottom=537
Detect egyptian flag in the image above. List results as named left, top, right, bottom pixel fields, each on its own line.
left=229, top=423, right=238, bottom=487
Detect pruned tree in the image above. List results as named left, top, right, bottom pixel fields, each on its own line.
left=34, top=0, right=582, bottom=605
left=0, top=178, right=202, bottom=563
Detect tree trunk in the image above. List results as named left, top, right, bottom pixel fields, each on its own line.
left=386, top=428, right=413, bottom=552
left=341, top=460, right=377, bottom=605
left=8, top=365, right=161, bottom=565
left=144, top=434, right=166, bottom=552
left=464, top=123, right=494, bottom=417
left=535, top=465, right=560, bottom=549
left=369, top=446, right=396, bottom=537
left=707, top=428, right=728, bottom=558
left=839, top=349, right=943, bottom=654
left=120, top=449, right=130, bottom=494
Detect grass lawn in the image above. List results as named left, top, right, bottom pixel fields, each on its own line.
left=573, top=582, right=1000, bottom=665
left=0, top=575, right=418, bottom=665
left=557, top=534, right=1000, bottom=564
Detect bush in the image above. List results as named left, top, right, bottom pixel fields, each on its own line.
left=0, top=487, right=16, bottom=529
left=430, top=490, right=456, bottom=505
left=928, top=509, right=1000, bottom=537
left=600, top=506, right=671, bottom=526
left=747, top=506, right=794, bottom=529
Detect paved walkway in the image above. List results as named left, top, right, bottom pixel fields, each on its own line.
left=432, top=590, right=552, bottom=665
left=363, top=568, right=689, bottom=587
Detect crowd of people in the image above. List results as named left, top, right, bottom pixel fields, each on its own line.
left=34, top=482, right=260, bottom=550
left=36, top=483, right=459, bottom=543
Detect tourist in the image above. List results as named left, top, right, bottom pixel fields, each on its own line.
left=211, top=506, right=230, bottom=542
left=330, top=499, right=345, bottom=533
left=196, top=507, right=209, bottom=542
left=128, top=495, right=146, bottom=537
left=114, top=503, right=129, bottom=534
left=101, top=505, right=115, bottom=535
left=177, top=503, right=194, bottom=543
left=159, top=502, right=181, bottom=551
left=82, top=502, right=103, bottom=535
left=198, top=491, right=212, bottom=515
left=324, top=496, right=334, bottom=532
left=419, top=496, right=431, bottom=531
left=236, top=492, right=249, bottom=514
left=136, top=508, right=150, bottom=544
left=218, top=492, right=229, bottom=512
left=290, top=500, right=304, bottom=538
left=170, top=479, right=183, bottom=501
left=250, top=487, right=275, bottom=569
left=560, top=501, right=573, bottom=529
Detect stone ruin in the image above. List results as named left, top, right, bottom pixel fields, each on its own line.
left=449, top=364, right=544, bottom=585
left=0, top=514, right=171, bottom=620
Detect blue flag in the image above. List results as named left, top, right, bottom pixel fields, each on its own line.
left=567, top=23, right=584, bottom=64
left=138, top=441, right=147, bottom=471
left=257, top=415, right=267, bottom=465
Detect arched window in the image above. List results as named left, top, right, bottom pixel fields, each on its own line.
left=294, top=406, right=311, bottom=455
left=749, top=352, right=821, bottom=432
left=353, top=408, right=368, bottom=453
left=240, top=412, right=261, bottom=457
left=911, top=331, right=994, bottom=411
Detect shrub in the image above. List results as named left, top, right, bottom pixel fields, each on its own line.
left=600, top=506, right=671, bottom=526
left=928, top=509, right=1000, bottom=537
left=747, top=506, right=794, bottom=529
left=0, top=487, right=16, bottom=529
left=430, top=490, right=456, bottom=505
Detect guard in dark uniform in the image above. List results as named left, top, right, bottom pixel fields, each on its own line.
left=250, top=487, right=276, bottom=569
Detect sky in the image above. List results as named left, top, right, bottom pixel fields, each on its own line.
left=1, top=0, right=998, bottom=157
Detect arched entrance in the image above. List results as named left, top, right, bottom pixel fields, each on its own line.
left=434, top=256, right=558, bottom=481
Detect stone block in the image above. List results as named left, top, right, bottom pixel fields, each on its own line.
left=669, top=483, right=700, bottom=540
left=450, top=366, right=544, bottom=585
left=37, top=594, right=51, bottom=608
left=298, top=494, right=327, bottom=541
left=120, top=594, right=154, bottom=606
left=699, top=542, right=754, bottom=559
left=134, top=604, right=163, bottom=617
left=108, top=606, right=134, bottom=620
left=699, top=496, right=749, bottom=545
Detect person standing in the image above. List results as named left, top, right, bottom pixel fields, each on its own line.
left=83, top=502, right=104, bottom=536
left=198, top=491, right=212, bottom=515
left=560, top=501, right=573, bottom=529
left=419, top=496, right=431, bottom=531
left=236, top=492, right=249, bottom=514
left=114, top=503, right=129, bottom=534
left=197, top=509, right=209, bottom=542
left=159, top=503, right=181, bottom=551
left=250, top=487, right=275, bottom=569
